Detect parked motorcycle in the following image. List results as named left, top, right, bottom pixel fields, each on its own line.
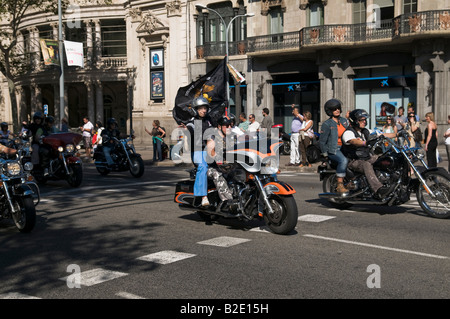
left=174, top=139, right=298, bottom=234
left=318, top=131, right=450, bottom=219
left=32, top=132, right=83, bottom=187
left=93, top=136, right=144, bottom=177
left=0, top=155, right=40, bottom=233
left=272, top=124, right=291, bottom=155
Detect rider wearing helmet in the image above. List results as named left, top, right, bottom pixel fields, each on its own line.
left=0, top=122, right=13, bottom=146
left=100, top=118, right=121, bottom=167
left=186, top=96, right=212, bottom=207
left=29, top=111, right=44, bottom=167
left=318, top=99, right=350, bottom=195
left=341, top=109, right=388, bottom=200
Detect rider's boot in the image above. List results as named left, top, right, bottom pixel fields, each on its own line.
left=336, top=182, right=349, bottom=196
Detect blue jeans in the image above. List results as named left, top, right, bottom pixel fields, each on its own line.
left=328, top=147, right=348, bottom=178
left=193, top=151, right=208, bottom=197
left=153, top=139, right=162, bottom=161
left=103, top=145, right=114, bottom=166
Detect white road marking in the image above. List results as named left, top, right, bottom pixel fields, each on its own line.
left=136, top=250, right=196, bottom=264
left=59, top=268, right=128, bottom=286
left=249, top=226, right=272, bottom=233
left=0, top=292, right=41, bottom=299
left=115, top=291, right=146, bottom=299
left=303, top=234, right=449, bottom=260
left=197, top=236, right=251, bottom=247
left=298, top=214, right=336, bottom=222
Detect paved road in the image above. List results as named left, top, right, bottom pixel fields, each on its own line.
left=0, top=163, right=448, bottom=305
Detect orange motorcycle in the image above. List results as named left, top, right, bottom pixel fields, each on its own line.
left=174, top=138, right=298, bottom=235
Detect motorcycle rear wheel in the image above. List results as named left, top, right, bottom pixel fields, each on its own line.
left=11, top=196, right=36, bottom=233
left=416, top=170, right=450, bottom=219
left=264, top=195, right=298, bottom=235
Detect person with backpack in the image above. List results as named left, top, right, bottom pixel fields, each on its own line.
left=145, top=120, right=166, bottom=162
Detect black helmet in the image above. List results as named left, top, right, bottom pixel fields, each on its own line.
left=107, top=118, right=117, bottom=127
left=1, top=122, right=8, bottom=129
left=44, top=116, right=55, bottom=125
left=348, top=109, right=370, bottom=128
left=324, top=99, right=342, bottom=117
left=228, top=113, right=236, bottom=126
left=33, top=111, right=43, bottom=120
left=217, top=115, right=232, bottom=127
left=192, top=96, right=210, bottom=109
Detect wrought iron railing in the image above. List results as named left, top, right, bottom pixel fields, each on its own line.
left=198, top=9, right=450, bottom=58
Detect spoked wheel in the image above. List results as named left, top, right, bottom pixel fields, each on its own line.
left=11, top=196, right=36, bottom=233
left=263, top=195, right=298, bottom=235
left=416, top=170, right=450, bottom=219
left=322, top=174, right=353, bottom=209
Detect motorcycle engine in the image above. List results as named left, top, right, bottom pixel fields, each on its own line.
left=376, top=171, right=392, bottom=184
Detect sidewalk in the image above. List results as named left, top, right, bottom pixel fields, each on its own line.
left=134, top=143, right=449, bottom=172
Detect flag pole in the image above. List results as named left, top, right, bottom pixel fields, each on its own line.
left=58, top=0, right=64, bottom=130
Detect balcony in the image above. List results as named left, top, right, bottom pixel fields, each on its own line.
left=197, top=10, right=450, bottom=58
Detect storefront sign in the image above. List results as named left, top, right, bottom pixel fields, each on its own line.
left=375, top=101, right=397, bottom=126
left=354, top=76, right=416, bottom=90
left=39, top=39, right=59, bottom=66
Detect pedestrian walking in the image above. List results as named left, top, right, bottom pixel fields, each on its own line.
left=79, top=116, right=94, bottom=159
left=92, top=121, right=104, bottom=153
left=145, top=120, right=166, bottom=162
left=298, top=111, right=314, bottom=167
left=423, top=112, right=438, bottom=168
left=286, top=106, right=303, bottom=166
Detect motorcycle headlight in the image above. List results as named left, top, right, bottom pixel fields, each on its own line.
left=261, top=158, right=279, bottom=175
left=58, top=146, right=64, bottom=152
left=127, top=139, right=134, bottom=146
left=66, top=144, right=75, bottom=153
left=6, top=162, right=21, bottom=176
left=24, top=162, right=33, bottom=171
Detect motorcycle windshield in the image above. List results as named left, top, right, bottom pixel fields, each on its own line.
left=225, top=136, right=281, bottom=173
left=43, top=132, right=83, bottom=149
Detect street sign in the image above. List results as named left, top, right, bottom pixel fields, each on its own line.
left=44, top=104, right=48, bottom=115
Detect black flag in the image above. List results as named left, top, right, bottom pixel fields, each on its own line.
left=173, top=57, right=227, bottom=126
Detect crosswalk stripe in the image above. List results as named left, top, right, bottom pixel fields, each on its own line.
left=0, top=292, right=41, bottom=299
left=136, top=250, right=196, bottom=264
left=298, top=214, right=336, bottom=222
left=59, top=268, right=128, bottom=287
left=115, top=291, right=146, bottom=299
left=197, top=236, right=251, bottom=247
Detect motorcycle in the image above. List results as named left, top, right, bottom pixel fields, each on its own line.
left=174, top=138, right=298, bottom=235
left=318, top=130, right=450, bottom=219
left=32, top=132, right=84, bottom=187
left=0, top=155, right=40, bottom=233
left=272, top=124, right=291, bottom=155
left=93, top=135, right=145, bottom=177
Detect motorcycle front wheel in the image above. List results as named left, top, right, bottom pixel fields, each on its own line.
left=416, top=170, right=450, bottom=219
left=67, top=164, right=83, bottom=187
left=11, top=196, right=36, bottom=233
left=129, top=156, right=145, bottom=178
left=264, top=195, right=298, bottom=235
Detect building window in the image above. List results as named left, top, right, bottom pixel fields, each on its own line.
left=353, top=0, right=367, bottom=24
left=268, top=6, right=284, bottom=34
left=101, top=19, right=126, bottom=57
left=308, top=1, right=324, bottom=27
left=196, top=1, right=248, bottom=45
left=403, top=0, right=417, bottom=14
left=373, top=0, right=394, bottom=21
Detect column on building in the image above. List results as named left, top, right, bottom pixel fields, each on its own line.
left=85, top=80, right=95, bottom=122
left=93, top=19, right=102, bottom=68
left=84, top=20, right=93, bottom=68
left=95, top=80, right=103, bottom=124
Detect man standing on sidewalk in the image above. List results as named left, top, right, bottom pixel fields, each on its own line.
left=80, top=116, right=94, bottom=159
left=287, top=106, right=304, bottom=166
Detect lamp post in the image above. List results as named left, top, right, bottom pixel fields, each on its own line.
left=195, top=4, right=254, bottom=114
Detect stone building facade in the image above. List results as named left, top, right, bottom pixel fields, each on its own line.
left=0, top=0, right=449, bottom=144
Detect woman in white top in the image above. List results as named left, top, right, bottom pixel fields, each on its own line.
left=444, top=115, right=450, bottom=172
left=298, top=111, right=314, bottom=167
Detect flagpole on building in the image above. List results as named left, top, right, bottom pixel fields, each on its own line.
left=58, top=0, right=64, bottom=130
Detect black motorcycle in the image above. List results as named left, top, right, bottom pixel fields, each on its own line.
left=93, top=136, right=145, bottom=178
left=0, top=155, right=39, bottom=233
left=318, top=131, right=450, bottom=219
